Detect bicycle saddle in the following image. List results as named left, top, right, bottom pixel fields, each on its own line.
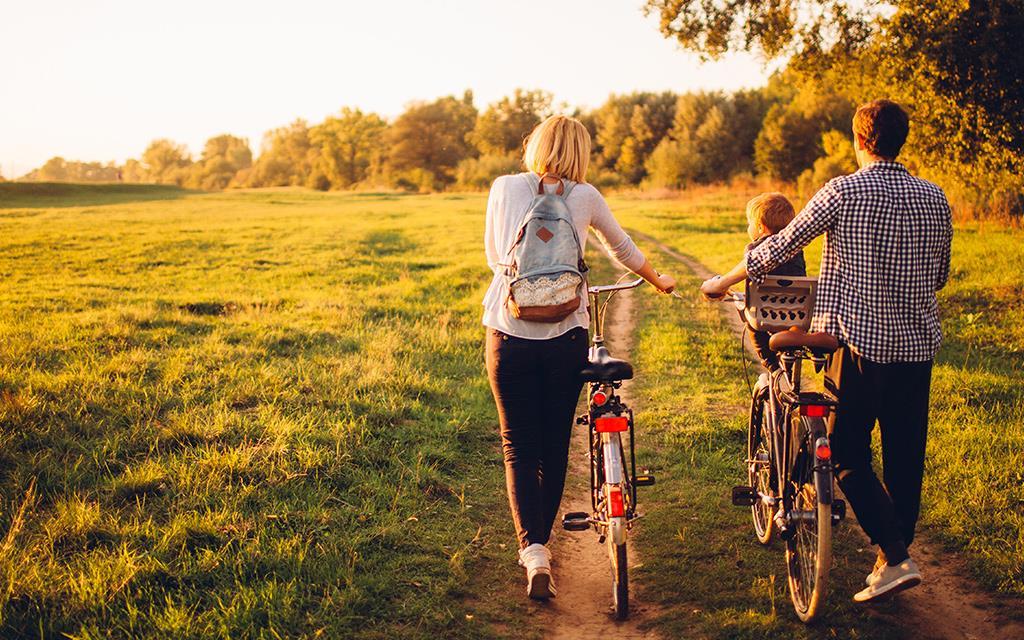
left=579, top=346, right=633, bottom=382
left=768, top=327, right=839, bottom=354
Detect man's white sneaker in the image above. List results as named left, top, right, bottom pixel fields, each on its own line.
left=854, top=558, right=921, bottom=602
left=518, top=543, right=556, bottom=599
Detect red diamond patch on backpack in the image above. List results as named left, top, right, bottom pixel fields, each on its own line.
left=536, top=226, right=554, bottom=242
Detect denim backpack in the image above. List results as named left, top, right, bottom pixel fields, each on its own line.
left=502, top=173, right=588, bottom=323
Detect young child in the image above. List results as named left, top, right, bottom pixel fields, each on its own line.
left=744, top=193, right=806, bottom=371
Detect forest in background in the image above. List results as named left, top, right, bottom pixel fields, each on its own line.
left=9, top=1, right=1023, bottom=220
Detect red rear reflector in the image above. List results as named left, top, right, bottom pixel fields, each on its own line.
left=608, top=486, right=625, bottom=517
left=802, top=404, right=828, bottom=417
left=594, top=416, right=628, bottom=433
left=592, top=391, right=608, bottom=406
left=816, top=444, right=832, bottom=459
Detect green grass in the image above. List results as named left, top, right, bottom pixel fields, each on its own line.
left=0, top=187, right=524, bottom=638
left=622, top=246, right=907, bottom=638
left=610, top=187, right=1024, bottom=599
left=1, top=183, right=1020, bottom=638
left=0, top=183, right=190, bottom=210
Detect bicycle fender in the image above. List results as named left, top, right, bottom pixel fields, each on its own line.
left=810, top=428, right=833, bottom=505
left=609, top=517, right=627, bottom=545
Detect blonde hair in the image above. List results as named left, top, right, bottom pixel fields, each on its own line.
left=746, top=193, right=796, bottom=234
left=523, top=115, right=591, bottom=183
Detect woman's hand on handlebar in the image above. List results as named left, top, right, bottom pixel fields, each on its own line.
left=700, top=275, right=729, bottom=299
left=654, top=272, right=676, bottom=294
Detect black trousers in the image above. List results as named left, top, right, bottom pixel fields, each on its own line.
left=749, top=327, right=780, bottom=371
left=825, top=346, right=933, bottom=564
left=486, top=327, right=588, bottom=549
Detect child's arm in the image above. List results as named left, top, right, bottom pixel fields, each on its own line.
left=702, top=185, right=842, bottom=298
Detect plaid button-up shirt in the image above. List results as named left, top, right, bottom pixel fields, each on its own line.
left=746, top=161, right=953, bottom=363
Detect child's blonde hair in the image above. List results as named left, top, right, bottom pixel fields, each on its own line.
left=746, top=193, right=796, bottom=234
left=523, top=115, right=591, bottom=183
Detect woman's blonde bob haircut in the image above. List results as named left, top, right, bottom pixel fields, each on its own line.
left=523, top=115, right=591, bottom=183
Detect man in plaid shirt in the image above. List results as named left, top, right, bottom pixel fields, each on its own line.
left=701, top=100, right=953, bottom=602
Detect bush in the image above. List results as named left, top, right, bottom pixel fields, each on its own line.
left=585, top=165, right=624, bottom=190
left=390, top=168, right=437, bottom=193
left=455, top=153, right=522, bottom=190
left=796, top=130, right=857, bottom=200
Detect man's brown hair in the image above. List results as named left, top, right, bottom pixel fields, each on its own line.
left=746, top=192, right=795, bottom=234
left=853, top=99, right=910, bottom=159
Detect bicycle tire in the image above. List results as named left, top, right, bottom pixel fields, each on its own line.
left=609, top=537, right=628, bottom=620
left=748, top=388, right=774, bottom=544
left=785, top=418, right=832, bottom=623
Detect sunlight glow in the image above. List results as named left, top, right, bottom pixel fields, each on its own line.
left=0, top=0, right=774, bottom=177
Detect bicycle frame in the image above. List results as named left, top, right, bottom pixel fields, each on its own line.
left=763, top=352, right=838, bottom=534
left=719, top=288, right=845, bottom=621
left=563, top=277, right=652, bottom=619
left=585, top=278, right=644, bottom=543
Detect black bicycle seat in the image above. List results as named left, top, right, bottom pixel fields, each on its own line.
left=579, top=346, right=633, bottom=382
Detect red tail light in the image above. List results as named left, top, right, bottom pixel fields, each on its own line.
left=594, top=416, right=628, bottom=433
left=815, top=444, right=832, bottom=460
left=801, top=404, right=828, bottom=417
left=592, top=391, right=608, bottom=406
left=608, top=485, right=625, bottom=517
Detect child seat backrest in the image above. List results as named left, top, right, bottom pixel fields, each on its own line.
left=744, top=275, right=817, bottom=332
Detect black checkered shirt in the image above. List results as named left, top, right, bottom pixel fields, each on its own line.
left=746, top=161, right=953, bottom=363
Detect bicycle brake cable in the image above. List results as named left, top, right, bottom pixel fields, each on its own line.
left=741, top=327, right=753, bottom=398
left=598, top=272, right=633, bottom=333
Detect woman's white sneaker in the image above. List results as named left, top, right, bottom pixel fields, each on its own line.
left=865, top=554, right=887, bottom=586
left=518, top=543, right=556, bottom=599
left=854, top=558, right=922, bottom=602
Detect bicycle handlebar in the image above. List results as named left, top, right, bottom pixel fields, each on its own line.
left=588, top=277, right=645, bottom=295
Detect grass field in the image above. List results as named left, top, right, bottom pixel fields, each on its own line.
left=1, top=183, right=1021, bottom=638
left=609, top=188, right=1024, bottom=600
left=0, top=186, right=523, bottom=638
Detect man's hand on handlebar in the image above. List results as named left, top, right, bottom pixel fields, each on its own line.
left=700, top=275, right=730, bottom=299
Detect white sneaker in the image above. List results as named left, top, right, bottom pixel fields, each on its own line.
left=865, top=554, right=887, bottom=586
left=518, top=543, right=556, bottom=599
left=854, top=558, right=921, bottom=602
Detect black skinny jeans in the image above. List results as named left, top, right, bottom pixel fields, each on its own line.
left=825, top=346, right=933, bottom=565
left=486, top=327, right=588, bottom=549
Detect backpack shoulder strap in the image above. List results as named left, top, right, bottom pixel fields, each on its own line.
left=523, top=172, right=540, bottom=196
left=562, top=180, right=577, bottom=199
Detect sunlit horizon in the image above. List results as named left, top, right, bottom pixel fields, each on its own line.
left=1, top=0, right=778, bottom=178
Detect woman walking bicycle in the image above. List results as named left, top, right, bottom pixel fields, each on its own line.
left=483, top=115, right=675, bottom=599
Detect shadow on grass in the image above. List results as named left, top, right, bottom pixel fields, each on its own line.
left=0, top=183, right=192, bottom=209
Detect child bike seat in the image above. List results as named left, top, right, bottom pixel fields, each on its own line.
left=744, top=276, right=817, bottom=333
left=768, top=327, right=839, bottom=354
left=580, top=346, right=634, bottom=382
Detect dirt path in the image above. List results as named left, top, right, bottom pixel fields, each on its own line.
left=530, top=271, right=661, bottom=639
left=631, top=229, right=1024, bottom=640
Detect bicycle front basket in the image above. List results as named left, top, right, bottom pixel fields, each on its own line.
left=744, top=275, right=817, bottom=333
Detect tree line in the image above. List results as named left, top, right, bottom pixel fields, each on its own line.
left=15, top=83, right=863, bottom=196
left=18, top=1, right=1022, bottom=216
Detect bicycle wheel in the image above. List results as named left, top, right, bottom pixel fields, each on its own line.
left=785, top=423, right=832, bottom=622
left=748, top=388, right=774, bottom=544
left=608, top=536, right=628, bottom=620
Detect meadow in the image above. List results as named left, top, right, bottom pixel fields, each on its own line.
left=0, top=185, right=520, bottom=638
left=0, top=184, right=1021, bottom=638
left=608, top=188, right=1024, bottom=601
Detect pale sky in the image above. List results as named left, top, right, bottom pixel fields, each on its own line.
left=0, top=0, right=777, bottom=178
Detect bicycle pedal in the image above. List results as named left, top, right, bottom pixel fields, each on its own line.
left=731, top=485, right=758, bottom=507
left=635, top=474, right=656, bottom=487
left=831, top=499, right=847, bottom=522
left=561, top=512, right=591, bottom=532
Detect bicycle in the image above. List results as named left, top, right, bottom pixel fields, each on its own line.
left=561, top=277, right=656, bottom=621
left=711, top=278, right=846, bottom=622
